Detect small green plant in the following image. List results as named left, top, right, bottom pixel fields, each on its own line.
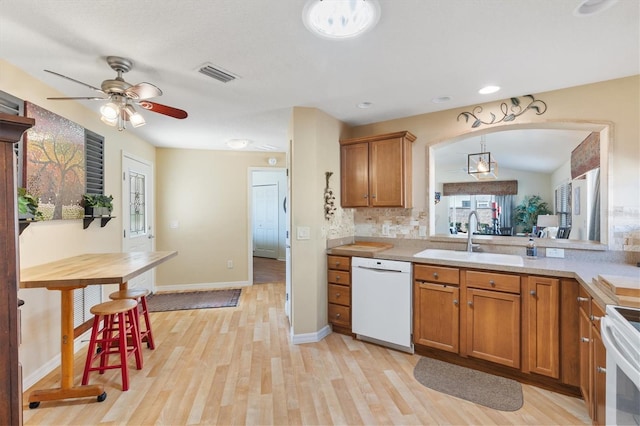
left=17, top=187, right=43, bottom=220
left=82, top=194, right=113, bottom=216
left=514, top=195, right=552, bottom=234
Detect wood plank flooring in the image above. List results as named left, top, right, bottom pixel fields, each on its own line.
left=23, top=282, right=590, bottom=425
left=253, top=256, right=286, bottom=284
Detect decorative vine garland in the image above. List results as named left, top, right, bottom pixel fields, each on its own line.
left=324, top=171, right=336, bottom=220
left=457, top=95, right=547, bottom=128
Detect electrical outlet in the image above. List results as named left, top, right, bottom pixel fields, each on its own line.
left=546, top=248, right=565, bottom=258
left=227, top=260, right=233, bottom=268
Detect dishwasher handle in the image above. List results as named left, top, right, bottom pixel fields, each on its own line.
left=354, top=265, right=405, bottom=273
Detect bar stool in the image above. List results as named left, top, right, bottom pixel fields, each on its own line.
left=82, top=299, right=143, bottom=391
left=109, top=288, right=155, bottom=350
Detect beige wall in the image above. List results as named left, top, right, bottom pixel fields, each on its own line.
left=290, top=107, right=347, bottom=335
left=346, top=76, right=640, bottom=250
left=154, top=148, right=286, bottom=288
left=1, top=60, right=156, bottom=385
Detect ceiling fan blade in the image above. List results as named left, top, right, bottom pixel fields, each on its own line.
left=137, top=101, right=188, bottom=119
left=44, top=69, right=104, bottom=94
left=125, top=82, right=162, bottom=100
left=47, top=96, right=106, bottom=101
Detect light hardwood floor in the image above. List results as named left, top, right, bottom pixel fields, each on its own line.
left=23, top=282, right=590, bottom=425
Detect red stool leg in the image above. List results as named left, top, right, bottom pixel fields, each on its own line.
left=82, top=315, right=101, bottom=386
left=139, top=296, right=155, bottom=349
left=117, top=311, right=130, bottom=391
left=127, top=309, right=143, bottom=370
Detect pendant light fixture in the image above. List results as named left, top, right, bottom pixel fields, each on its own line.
left=468, top=135, right=498, bottom=180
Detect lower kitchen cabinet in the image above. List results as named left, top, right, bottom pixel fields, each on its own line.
left=465, top=287, right=521, bottom=368
left=525, top=276, right=560, bottom=379
left=327, top=255, right=351, bottom=335
left=413, top=265, right=460, bottom=353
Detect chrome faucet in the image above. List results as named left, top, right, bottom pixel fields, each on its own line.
left=467, top=210, right=479, bottom=252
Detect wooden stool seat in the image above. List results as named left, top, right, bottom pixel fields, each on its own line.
left=82, top=299, right=142, bottom=391
left=109, top=288, right=155, bottom=350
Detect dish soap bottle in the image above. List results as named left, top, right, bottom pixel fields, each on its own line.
left=526, top=237, right=537, bottom=258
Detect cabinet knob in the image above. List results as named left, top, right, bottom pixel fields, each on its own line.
left=433, top=272, right=439, bottom=279
left=335, top=293, right=341, bottom=298
left=489, top=280, right=495, bottom=286
left=335, top=313, right=341, bottom=318
left=371, top=194, right=376, bottom=198
left=335, top=275, right=340, bottom=280
left=530, top=290, right=537, bottom=296
left=581, top=337, right=590, bottom=343
left=363, top=194, right=368, bottom=199
left=596, top=366, right=606, bottom=374
left=577, top=296, right=589, bottom=302
left=467, top=301, right=473, bottom=307
left=453, top=299, right=459, bottom=306
left=335, top=261, right=340, bottom=267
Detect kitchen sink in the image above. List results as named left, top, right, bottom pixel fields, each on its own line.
left=413, top=249, right=524, bottom=266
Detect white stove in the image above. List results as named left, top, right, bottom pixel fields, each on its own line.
left=601, top=305, right=640, bottom=425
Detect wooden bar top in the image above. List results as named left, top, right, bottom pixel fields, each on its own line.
left=20, top=251, right=178, bottom=289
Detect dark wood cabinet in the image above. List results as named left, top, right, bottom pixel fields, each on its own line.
left=327, top=255, right=352, bottom=335
left=0, top=113, right=35, bottom=426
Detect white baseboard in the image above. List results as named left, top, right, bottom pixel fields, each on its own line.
left=291, top=325, right=332, bottom=344
left=155, top=281, right=250, bottom=293
left=23, top=329, right=92, bottom=391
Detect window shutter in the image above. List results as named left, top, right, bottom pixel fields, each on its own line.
left=85, top=129, right=105, bottom=195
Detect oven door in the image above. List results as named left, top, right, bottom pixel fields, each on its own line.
left=601, top=315, right=640, bottom=425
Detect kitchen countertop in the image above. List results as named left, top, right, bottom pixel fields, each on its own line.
left=327, top=245, right=640, bottom=309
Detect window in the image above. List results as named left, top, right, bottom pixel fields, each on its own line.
left=555, top=182, right=572, bottom=228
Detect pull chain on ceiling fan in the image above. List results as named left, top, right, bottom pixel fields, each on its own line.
left=45, top=56, right=188, bottom=131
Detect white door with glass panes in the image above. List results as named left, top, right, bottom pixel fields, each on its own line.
left=122, top=153, right=154, bottom=293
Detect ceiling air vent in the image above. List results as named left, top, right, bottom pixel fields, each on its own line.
left=198, top=63, right=237, bottom=83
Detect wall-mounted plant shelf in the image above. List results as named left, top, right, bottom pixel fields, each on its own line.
left=83, top=216, right=115, bottom=230
left=18, top=219, right=34, bottom=235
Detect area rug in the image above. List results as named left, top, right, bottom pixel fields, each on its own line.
left=146, top=289, right=241, bottom=312
left=413, top=357, right=523, bottom=411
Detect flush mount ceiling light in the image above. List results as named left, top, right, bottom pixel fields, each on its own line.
left=574, top=0, right=618, bottom=16
left=478, top=85, right=501, bottom=95
left=468, top=135, right=498, bottom=181
left=431, top=96, right=452, bottom=104
left=357, top=101, right=373, bottom=109
left=302, top=0, right=381, bottom=40
left=226, top=139, right=252, bottom=149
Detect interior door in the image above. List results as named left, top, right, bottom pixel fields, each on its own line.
left=253, top=183, right=279, bottom=258
left=122, top=153, right=154, bottom=292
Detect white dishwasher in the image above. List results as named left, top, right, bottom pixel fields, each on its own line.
left=351, top=257, right=413, bottom=353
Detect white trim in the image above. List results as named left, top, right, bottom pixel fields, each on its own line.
left=23, top=329, right=92, bottom=390
left=155, top=281, right=251, bottom=293
left=291, top=325, right=331, bottom=344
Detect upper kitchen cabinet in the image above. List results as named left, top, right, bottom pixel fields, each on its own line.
left=339, top=131, right=416, bottom=208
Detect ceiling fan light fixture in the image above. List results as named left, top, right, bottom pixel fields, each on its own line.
left=123, top=105, right=146, bottom=127
left=227, top=139, right=252, bottom=149
left=100, top=102, right=120, bottom=120
left=100, top=115, right=118, bottom=126
left=303, top=0, right=381, bottom=40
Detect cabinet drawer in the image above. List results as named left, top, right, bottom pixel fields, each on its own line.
left=328, top=270, right=351, bottom=286
left=414, top=264, right=459, bottom=285
left=328, top=284, right=351, bottom=306
left=465, top=270, right=520, bottom=294
left=327, top=255, right=351, bottom=271
left=328, top=303, right=350, bottom=327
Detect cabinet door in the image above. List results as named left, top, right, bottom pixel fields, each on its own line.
left=340, top=142, right=369, bottom=207
left=578, top=306, right=592, bottom=417
left=592, top=327, right=606, bottom=426
left=414, top=282, right=459, bottom=353
left=466, top=288, right=521, bottom=368
left=369, top=137, right=406, bottom=207
left=526, top=276, right=560, bottom=378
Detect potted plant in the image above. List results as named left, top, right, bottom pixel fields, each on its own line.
left=17, top=187, right=43, bottom=220
left=514, top=195, right=552, bottom=234
left=82, top=194, right=113, bottom=217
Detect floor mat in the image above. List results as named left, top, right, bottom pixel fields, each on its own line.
left=413, top=357, right=523, bottom=411
left=146, top=289, right=241, bottom=312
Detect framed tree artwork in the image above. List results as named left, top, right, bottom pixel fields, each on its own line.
left=24, top=102, right=85, bottom=220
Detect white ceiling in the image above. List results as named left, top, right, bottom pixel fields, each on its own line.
left=1, top=0, right=638, bottom=152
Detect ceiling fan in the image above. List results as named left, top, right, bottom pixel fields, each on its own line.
left=45, top=56, right=188, bottom=131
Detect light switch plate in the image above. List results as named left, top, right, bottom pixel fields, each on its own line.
left=296, top=226, right=311, bottom=240
left=546, top=248, right=565, bottom=258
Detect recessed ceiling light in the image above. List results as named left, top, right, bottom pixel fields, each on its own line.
left=357, top=101, right=373, bottom=109
left=574, top=0, right=618, bottom=16
left=478, top=85, right=501, bottom=95
left=227, top=139, right=252, bottom=149
left=302, top=0, right=381, bottom=40
left=431, top=96, right=452, bottom=104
